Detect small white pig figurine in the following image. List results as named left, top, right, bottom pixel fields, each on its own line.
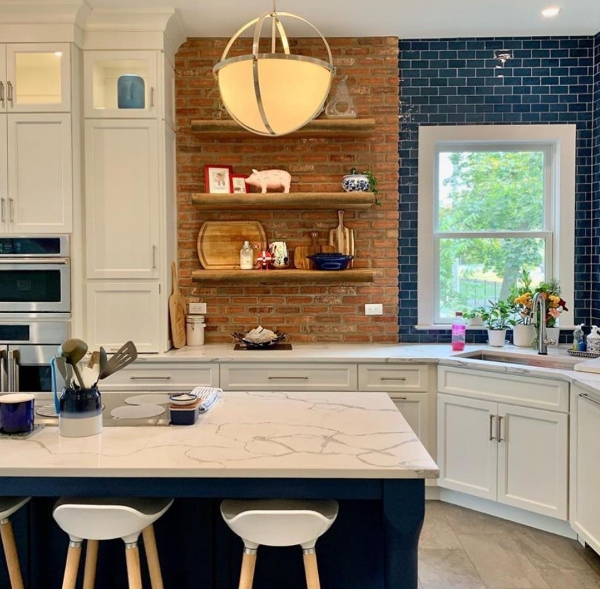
left=245, top=169, right=291, bottom=193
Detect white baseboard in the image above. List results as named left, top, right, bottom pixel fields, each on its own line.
left=428, top=488, right=576, bottom=539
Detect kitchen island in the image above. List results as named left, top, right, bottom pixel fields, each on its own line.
left=0, top=391, right=438, bottom=589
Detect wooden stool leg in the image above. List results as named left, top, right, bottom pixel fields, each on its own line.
left=238, top=548, right=257, bottom=589
left=142, top=525, right=165, bottom=589
left=125, top=543, right=143, bottom=589
left=62, top=541, right=83, bottom=589
left=83, top=539, right=99, bottom=589
left=303, top=549, right=321, bottom=589
left=0, top=519, right=25, bottom=589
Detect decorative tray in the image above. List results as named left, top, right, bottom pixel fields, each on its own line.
left=567, top=349, right=600, bottom=358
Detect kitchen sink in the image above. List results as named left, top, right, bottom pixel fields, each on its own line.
left=456, top=351, right=583, bottom=371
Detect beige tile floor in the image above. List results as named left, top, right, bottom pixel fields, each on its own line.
left=419, top=501, right=600, bottom=589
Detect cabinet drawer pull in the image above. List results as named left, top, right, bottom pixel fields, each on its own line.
left=129, top=376, right=172, bottom=380
left=7, top=81, right=13, bottom=106
left=489, top=414, right=495, bottom=441
left=0, top=81, right=4, bottom=107
left=152, top=245, right=157, bottom=269
left=381, top=377, right=407, bottom=381
left=267, top=376, right=308, bottom=380
left=394, top=396, right=408, bottom=401
left=150, top=87, right=155, bottom=107
left=0, top=198, right=4, bottom=222
left=497, top=415, right=504, bottom=442
left=8, top=198, right=14, bottom=222
left=580, top=393, right=600, bottom=407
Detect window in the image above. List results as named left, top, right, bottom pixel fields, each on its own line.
left=417, top=125, right=575, bottom=327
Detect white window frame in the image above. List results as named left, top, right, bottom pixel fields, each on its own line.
left=417, top=124, right=576, bottom=329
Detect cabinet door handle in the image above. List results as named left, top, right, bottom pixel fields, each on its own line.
left=152, top=245, right=157, bottom=269
left=381, top=377, right=407, bottom=381
left=8, top=198, right=14, bottom=222
left=489, top=414, right=495, bottom=441
left=0, top=81, right=4, bottom=107
left=150, top=87, right=155, bottom=107
left=497, top=415, right=504, bottom=442
left=7, top=81, right=13, bottom=106
left=394, top=396, right=408, bottom=401
left=267, top=376, right=308, bottom=380
left=580, top=393, right=600, bottom=408
left=0, top=198, right=5, bottom=222
left=129, top=376, right=171, bottom=381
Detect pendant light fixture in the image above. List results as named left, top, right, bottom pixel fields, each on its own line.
left=213, top=1, right=335, bottom=137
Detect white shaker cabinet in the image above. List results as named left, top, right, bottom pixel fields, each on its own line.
left=84, top=119, right=160, bottom=279
left=570, top=386, right=600, bottom=554
left=0, top=113, right=72, bottom=233
left=438, top=370, right=569, bottom=520
left=390, top=393, right=431, bottom=455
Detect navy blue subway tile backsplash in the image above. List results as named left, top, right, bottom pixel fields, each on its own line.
left=398, top=36, right=597, bottom=343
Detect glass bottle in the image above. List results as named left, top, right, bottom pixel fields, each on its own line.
left=451, top=311, right=466, bottom=351
left=572, top=324, right=585, bottom=351
left=240, top=241, right=254, bottom=270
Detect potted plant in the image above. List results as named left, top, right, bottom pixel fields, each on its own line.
left=509, top=270, right=536, bottom=347
left=532, top=279, right=568, bottom=347
left=342, top=167, right=380, bottom=204
left=481, top=300, right=514, bottom=347
left=462, top=306, right=485, bottom=327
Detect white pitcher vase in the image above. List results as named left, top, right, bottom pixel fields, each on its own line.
left=513, top=324, right=535, bottom=348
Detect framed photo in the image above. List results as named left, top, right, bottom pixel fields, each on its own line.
left=231, top=174, right=247, bottom=194
left=205, top=164, right=233, bottom=194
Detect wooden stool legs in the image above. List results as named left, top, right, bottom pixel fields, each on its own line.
left=238, top=548, right=257, bottom=589
left=62, top=541, right=82, bottom=589
left=82, top=539, right=99, bottom=589
left=0, top=519, right=25, bottom=589
left=125, top=543, right=143, bottom=589
left=142, top=525, right=165, bottom=589
left=303, top=549, right=322, bottom=589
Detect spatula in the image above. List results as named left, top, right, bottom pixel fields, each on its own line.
left=99, top=341, right=138, bottom=380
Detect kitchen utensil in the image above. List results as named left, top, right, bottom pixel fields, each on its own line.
left=58, top=338, right=88, bottom=389
left=99, top=340, right=138, bottom=380
left=88, top=351, right=100, bottom=369
left=197, top=221, right=267, bottom=269
left=307, top=253, right=354, bottom=270
left=54, top=356, right=68, bottom=384
left=294, top=232, right=321, bottom=269
left=328, top=210, right=355, bottom=264
left=169, top=262, right=187, bottom=349
left=268, top=241, right=289, bottom=269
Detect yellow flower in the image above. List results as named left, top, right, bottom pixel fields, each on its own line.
left=548, top=294, right=560, bottom=308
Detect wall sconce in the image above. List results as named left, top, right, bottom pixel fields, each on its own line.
left=494, top=50, right=513, bottom=78
left=213, top=1, right=335, bottom=137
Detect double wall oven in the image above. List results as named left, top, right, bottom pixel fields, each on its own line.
left=0, top=236, right=70, bottom=393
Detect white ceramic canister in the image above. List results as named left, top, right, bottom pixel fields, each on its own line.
left=587, top=325, right=600, bottom=354
left=187, top=315, right=205, bottom=347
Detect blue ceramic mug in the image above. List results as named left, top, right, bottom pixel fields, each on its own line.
left=0, top=393, right=35, bottom=434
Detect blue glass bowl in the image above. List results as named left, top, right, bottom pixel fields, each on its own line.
left=307, top=253, right=354, bottom=270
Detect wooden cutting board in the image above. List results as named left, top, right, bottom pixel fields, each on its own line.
left=328, top=210, right=355, bottom=260
left=169, top=262, right=187, bottom=348
left=197, top=221, right=267, bottom=269
left=294, top=232, right=322, bottom=269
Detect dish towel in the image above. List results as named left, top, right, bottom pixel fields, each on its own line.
left=190, top=386, right=221, bottom=412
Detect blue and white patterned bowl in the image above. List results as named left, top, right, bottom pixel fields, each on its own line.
left=342, top=174, right=370, bottom=193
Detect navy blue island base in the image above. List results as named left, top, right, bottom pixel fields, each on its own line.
left=1, top=476, right=425, bottom=589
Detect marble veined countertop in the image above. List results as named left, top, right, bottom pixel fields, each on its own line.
left=0, top=391, right=438, bottom=480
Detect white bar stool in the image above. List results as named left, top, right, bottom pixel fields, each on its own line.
left=53, top=497, right=173, bottom=589
left=221, top=499, right=338, bottom=589
left=0, top=497, right=30, bottom=589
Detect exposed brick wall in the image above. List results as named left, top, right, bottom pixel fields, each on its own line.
left=176, top=37, right=399, bottom=343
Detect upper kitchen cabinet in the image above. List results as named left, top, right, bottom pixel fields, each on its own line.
left=0, top=114, right=72, bottom=234
left=1, top=44, right=71, bottom=113
left=83, top=51, right=159, bottom=119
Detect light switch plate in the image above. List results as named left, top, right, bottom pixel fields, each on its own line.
left=189, top=302, right=207, bottom=314
left=365, top=303, right=383, bottom=316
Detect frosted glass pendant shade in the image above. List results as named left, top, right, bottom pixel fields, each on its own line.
left=213, top=9, right=335, bottom=137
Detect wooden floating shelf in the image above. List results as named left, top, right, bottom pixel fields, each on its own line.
left=190, top=118, right=376, bottom=138
left=191, top=192, right=375, bottom=211
left=192, top=269, right=375, bottom=285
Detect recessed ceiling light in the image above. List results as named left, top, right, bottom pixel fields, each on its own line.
left=541, top=6, right=561, bottom=17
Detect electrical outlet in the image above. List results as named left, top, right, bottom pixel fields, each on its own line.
left=365, top=303, right=383, bottom=316
left=189, top=302, right=207, bottom=314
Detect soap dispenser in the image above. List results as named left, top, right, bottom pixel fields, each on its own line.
left=573, top=324, right=585, bottom=351
left=587, top=325, right=600, bottom=354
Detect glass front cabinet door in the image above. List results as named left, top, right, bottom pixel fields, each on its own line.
left=83, top=51, right=159, bottom=118
left=4, top=43, right=71, bottom=112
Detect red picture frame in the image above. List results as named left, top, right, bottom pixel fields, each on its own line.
left=204, top=164, right=233, bottom=194
left=231, top=174, right=248, bottom=194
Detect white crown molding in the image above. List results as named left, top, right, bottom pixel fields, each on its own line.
left=0, top=0, right=88, bottom=24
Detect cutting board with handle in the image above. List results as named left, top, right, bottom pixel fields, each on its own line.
left=169, top=262, right=187, bottom=349
left=328, top=210, right=355, bottom=264
left=198, top=221, right=266, bottom=269
left=294, top=232, right=336, bottom=269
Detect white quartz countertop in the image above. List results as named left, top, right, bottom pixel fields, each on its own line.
left=0, top=391, right=438, bottom=480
